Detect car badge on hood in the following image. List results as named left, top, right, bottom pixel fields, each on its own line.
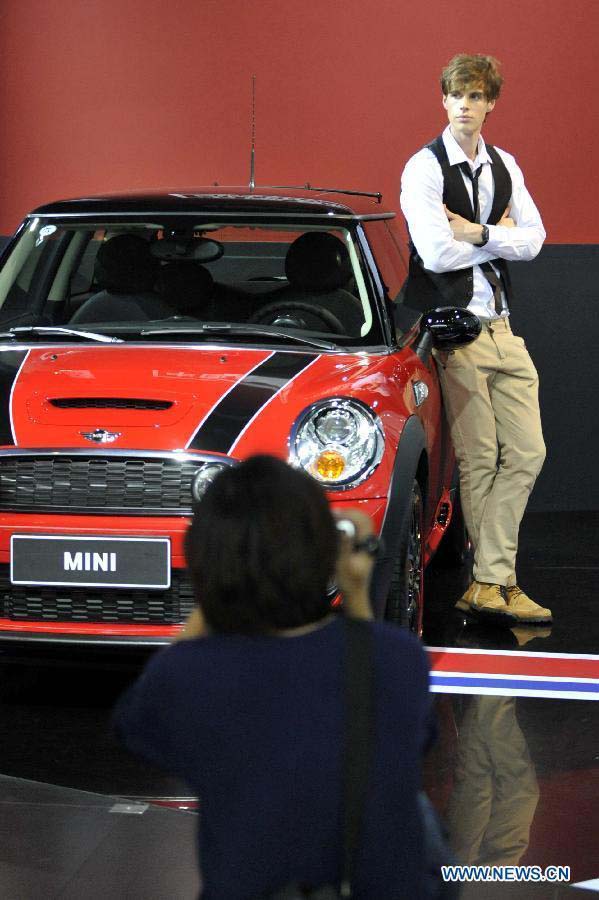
left=80, top=429, right=121, bottom=444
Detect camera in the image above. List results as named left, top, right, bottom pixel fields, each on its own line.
left=335, top=518, right=380, bottom=558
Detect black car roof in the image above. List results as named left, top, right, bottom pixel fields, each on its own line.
left=29, top=186, right=395, bottom=221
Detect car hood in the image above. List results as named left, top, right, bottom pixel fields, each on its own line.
left=5, top=345, right=397, bottom=456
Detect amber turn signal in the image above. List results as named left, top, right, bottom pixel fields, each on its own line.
left=314, top=450, right=346, bottom=480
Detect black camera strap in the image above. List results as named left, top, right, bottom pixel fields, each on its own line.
left=340, top=617, right=375, bottom=899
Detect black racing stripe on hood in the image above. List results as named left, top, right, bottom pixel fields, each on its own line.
left=189, top=352, right=316, bottom=453
left=0, top=350, right=28, bottom=445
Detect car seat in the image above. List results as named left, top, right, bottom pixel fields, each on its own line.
left=156, top=262, right=215, bottom=318
left=70, top=234, right=173, bottom=324
left=250, top=232, right=364, bottom=335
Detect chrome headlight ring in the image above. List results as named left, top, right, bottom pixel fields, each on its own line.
left=191, top=462, right=229, bottom=502
left=290, top=398, right=384, bottom=490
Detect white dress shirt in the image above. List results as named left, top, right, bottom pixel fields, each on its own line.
left=400, top=126, right=546, bottom=319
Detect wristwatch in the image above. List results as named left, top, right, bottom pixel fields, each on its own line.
left=478, top=224, right=489, bottom=246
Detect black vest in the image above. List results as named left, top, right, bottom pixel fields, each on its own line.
left=403, top=134, right=513, bottom=314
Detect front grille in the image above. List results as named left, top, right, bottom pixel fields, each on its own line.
left=0, top=565, right=194, bottom=624
left=49, top=398, right=172, bottom=410
left=0, top=453, right=214, bottom=515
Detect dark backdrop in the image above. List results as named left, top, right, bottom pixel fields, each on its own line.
left=510, top=246, right=598, bottom=511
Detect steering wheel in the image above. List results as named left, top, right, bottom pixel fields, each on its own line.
left=249, top=300, right=346, bottom=335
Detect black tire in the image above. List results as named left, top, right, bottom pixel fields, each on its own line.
left=385, top=480, right=424, bottom=633
left=434, top=486, right=471, bottom=568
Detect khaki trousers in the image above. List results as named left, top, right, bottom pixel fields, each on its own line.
left=436, top=318, right=546, bottom=587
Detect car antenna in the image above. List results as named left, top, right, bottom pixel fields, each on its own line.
left=249, top=75, right=256, bottom=192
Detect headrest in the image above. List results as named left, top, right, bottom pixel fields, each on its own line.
left=157, top=262, right=214, bottom=315
left=94, top=234, right=159, bottom=293
left=285, top=232, right=353, bottom=292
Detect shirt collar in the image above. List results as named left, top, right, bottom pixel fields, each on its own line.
left=442, top=125, right=492, bottom=168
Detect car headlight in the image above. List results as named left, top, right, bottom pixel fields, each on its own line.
left=290, top=398, right=384, bottom=489
left=191, top=463, right=228, bottom=502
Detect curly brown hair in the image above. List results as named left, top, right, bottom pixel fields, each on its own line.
left=441, top=54, right=503, bottom=101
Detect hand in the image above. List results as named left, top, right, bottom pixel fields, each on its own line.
left=499, top=205, right=515, bottom=228
left=444, top=206, right=484, bottom=244
left=333, top=509, right=376, bottom=620
left=173, top=605, right=207, bottom=640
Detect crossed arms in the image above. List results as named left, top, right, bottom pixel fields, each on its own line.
left=400, top=149, right=546, bottom=274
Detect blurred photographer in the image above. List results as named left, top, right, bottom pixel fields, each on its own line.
left=114, top=455, right=440, bottom=898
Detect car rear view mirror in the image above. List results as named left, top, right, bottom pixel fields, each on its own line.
left=151, top=237, right=224, bottom=262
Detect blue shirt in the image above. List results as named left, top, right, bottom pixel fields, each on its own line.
left=114, top=616, right=434, bottom=898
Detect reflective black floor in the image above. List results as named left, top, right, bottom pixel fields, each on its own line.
left=0, top=776, right=199, bottom=899
left=0, top=511, right=597, bottom=897
left=424, top=511, right=599, bottom=655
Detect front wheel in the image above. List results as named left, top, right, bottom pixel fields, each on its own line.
left=385, top=480, right=424, bottom=634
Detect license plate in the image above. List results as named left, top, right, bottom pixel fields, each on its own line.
left=10, top=535, right=171, bottom=589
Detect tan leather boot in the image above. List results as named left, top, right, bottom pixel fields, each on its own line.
left=505, top=586, right=553, bottom=624
left=455, top=581, right=517, bottom=624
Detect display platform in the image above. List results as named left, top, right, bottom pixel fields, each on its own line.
left=423, top=511, right=599, bottom=698
left=0, top=774, right=199, bottom=898
left=0, top=511, right=597, bottom=896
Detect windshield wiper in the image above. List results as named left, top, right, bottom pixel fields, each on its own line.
left=0, top=326, right=123, bottom=343
left=141, top=323, right=339, bottom=351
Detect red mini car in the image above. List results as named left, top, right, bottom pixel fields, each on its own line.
left=0, top=187, right=478, bottom=645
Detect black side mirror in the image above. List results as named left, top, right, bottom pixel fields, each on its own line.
left=415, top=306, right=481, bottom=361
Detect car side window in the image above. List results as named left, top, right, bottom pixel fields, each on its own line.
left=360, top=220, right=415, bottom=338
left=361, top=220, right=408, bottom=302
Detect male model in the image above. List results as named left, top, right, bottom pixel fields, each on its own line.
left=400, top=54, right=551, bottom=625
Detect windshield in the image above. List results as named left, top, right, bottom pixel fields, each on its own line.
left=0, top=219, right=385, bottom=347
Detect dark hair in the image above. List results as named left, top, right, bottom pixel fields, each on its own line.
left=441, top=54, right=503, bottom=101
left=184, top=455, right=338, bottom=634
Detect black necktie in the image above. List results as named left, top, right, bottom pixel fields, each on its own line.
left=459, top=162, right=504, bottom=314
left=460, top=162, right=482, bottom=222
